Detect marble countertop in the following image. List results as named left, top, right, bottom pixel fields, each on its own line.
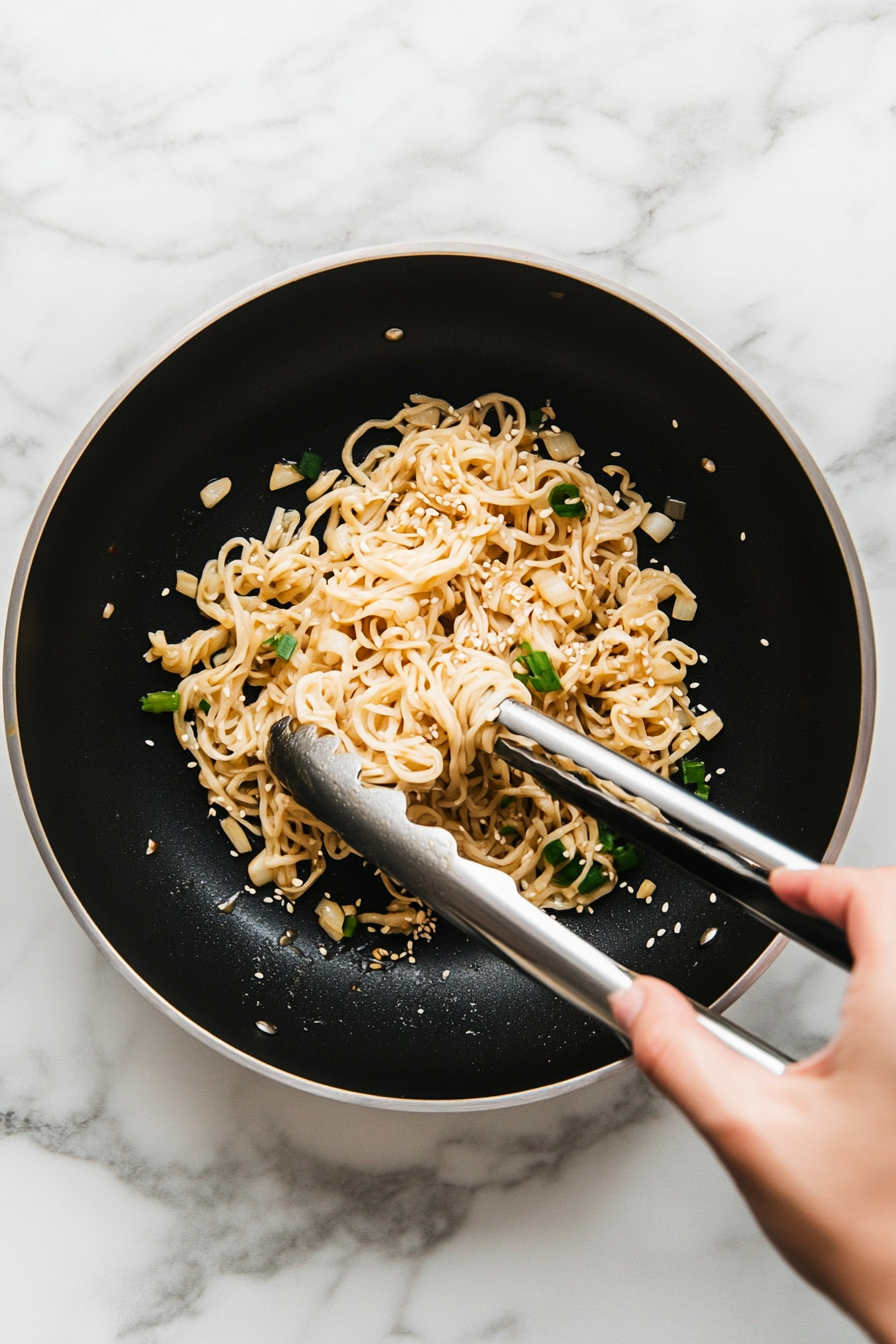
left=2, top=1, right=894, bottom=1339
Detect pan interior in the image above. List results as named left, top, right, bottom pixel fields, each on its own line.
left=13, top=254, right=863, bottom=1102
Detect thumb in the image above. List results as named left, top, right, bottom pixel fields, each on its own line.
left=610, top=977, right=777, bottom=1143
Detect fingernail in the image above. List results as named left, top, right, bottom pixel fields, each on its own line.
left=609, top=983, right=644, bottom=1032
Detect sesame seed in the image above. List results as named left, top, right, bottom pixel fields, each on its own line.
left=256, top=1020, right=278, bottom=1034
left=646, top=937, right=655, bottom=948
left=145, top=839, right=158, bottom=855
left=700, top=927, right=718, bottom=945
left=442, top=970, right=451, bottom=980
left=672, top=419, right=678, bottom=429
left=699, top=654, right=708, bottom=664
left=610, top=451, right=621, bottom=458
left=657, top=928, right=666, bottom=937
left=102, top=602, right=114, bottom=619
left=661, top=901, right=669, bottom=913
left=254, top=971, right=264, bottom=979
left=145, top=739, right=154, bottom=747
left=187, top=761, right=198, bottom=768
left=716, top=768, right=726, bottom=775
left=740, top=532, right=746, bottom=541
left=760, top=638, right=769, bottom=647
left=701, top=457, right=715, bottom=472
left=710, top=893, right=717, bottom=903
left=674, top=922, right=681, bottom=934
left=161, top=588, right=170, bottom=596
left=697, top=703, right=708, bottom=712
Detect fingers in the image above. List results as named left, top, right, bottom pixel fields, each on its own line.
left=610, top=976, right=776, bottom=1143
left=771, top=866, right=896, bottom=967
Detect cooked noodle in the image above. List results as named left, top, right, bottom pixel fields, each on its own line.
left=146, top=394, right=718, bottom=937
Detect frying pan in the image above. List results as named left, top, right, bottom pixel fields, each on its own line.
left=4, top=244, right=874, bottom=1110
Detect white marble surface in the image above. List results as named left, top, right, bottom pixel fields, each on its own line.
left=2, top=1, right=895, bottom=1338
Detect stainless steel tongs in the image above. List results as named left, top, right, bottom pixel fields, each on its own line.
left=266, top=703, right=849, bottom=1076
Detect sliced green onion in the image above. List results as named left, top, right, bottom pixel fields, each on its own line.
left=578, top=864, right=607, bottom=896
left=499, top=796, right=515, bottom=809
left=695, top=782, right=711, bottom=801
left=342, top=913, right=358, bottom=938
left=543, top=838, right=572, bottom=867
left=613, top=842, right=641, bottom=873
left=548, top=482, right=587, bottom=520
left=198, top=698, right=211, bottom=714
left=500, top=825, right=520, bottom=840
left=680, top=758, right=706, bottom=786
left=263, top=632, right=298, bottom=661
left=527, top=408, right=546, bottom=429
left=514, top=643, right=562, bottom=693
left=140, top=691, right=181, bottom=714
left=598, top=824, right=617, bottom=852
left=554, top=854, right=587, bottom=886
left=298, top=450, right=323, bottom=481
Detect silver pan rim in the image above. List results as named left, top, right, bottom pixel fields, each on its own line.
left=3, top=240, right=873, bottom=1112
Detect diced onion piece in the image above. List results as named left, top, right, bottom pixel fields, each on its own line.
left=405, top=405, right=440, bottom=427
left=220, top=817, right=251, bottom=853
left=269, top=462, right=302, bottom=491
left=102, top=602, right=114, bottom=619
left=319, top=629, right=353, bottom=666
left=247, top=851, right=274, bottom=887
left=176, top=570, right=199, bottom=599
left=640, top=512, right=675, bottom=543
left=316, top=897, right=348, bottom=941
left=672, top=595, right=697, bottom=621
left=543, top=430, right=581, bottom=462
left=695, top=710, right=723, bottom=740
left=675, top=706, right=692, bottom=728
left=306, top=468, right=341, bottom=501
left=532, top=569, right=578, bottom=610
left=636, top=880, right=656, bottom=901
left=200, top=477, right=232, bottom=509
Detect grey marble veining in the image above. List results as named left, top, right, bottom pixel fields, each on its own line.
left=1, top=0, right=894, bottom=1339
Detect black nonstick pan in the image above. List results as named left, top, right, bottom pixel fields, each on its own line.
left=4, top=244, right=875, bottom=1110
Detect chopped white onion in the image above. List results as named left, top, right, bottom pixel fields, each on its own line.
left=176, top=570, right=199, bottom=599
left=220, top=817, right=251, bottom=853
left=319, top=629, right=353, bottom=666
left=672, top=595, right=697, bottom=621
left=269, top=462, right=302, bottom=491
left=640, top=512, right=675, bottom=543
left=695, top=709, right=723, bottom=740
left=543, top=430, right=581, bottom=462
left=533, top=569, right=578, bottom=610
left=315, top=897, right=347, bottom=941
left=247, top=851, right=274, bottom=887
left=200, top=477, right=232, bottom=509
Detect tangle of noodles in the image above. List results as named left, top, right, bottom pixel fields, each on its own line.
left=146, top=394, right=719, bottom=940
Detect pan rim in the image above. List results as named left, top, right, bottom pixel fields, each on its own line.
left=3, top=241, right=874, bottom=1111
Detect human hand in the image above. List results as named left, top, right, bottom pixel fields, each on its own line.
left=610, top=866, right=896, bottom=1344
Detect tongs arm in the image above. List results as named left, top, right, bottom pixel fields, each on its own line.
left=494, top=702, right=851, bottom=970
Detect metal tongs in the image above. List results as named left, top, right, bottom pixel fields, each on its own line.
left=267, top=702, right=850, bottom=1076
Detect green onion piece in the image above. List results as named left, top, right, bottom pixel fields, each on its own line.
left=554, top=854, right=587, bottom=886
left=527, top=408, right=546, bottom=429
left=598, top=823, right=617, bottom=852
left=578, top=864, right=607, bottom=896
left=263, top=632, right=298, bottom=661
left=298, top=451, right=323, bottom=481
left=519, top=648, right=562, bottom=693
left=548, top=482, right=587, bottom=520
left=680, top=758, right=706, bottom=786
left=499, top=796, right=515, bottom=809
left=140, top=691, right=181, bottom=714
left=513, top=670, right=530, bottom=685
left=342, top=913, right=358, bottom=938
left=198, top=698, right=211, bottom=714
left=543, top=838, right=571, bottom=867
left=500, top=825, right=520, bottom=840
left=613, top=842, right=641, bottom=873
left=695, top=782, right=711, bottom=801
